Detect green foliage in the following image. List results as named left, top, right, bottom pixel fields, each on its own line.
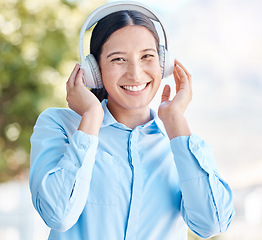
left=0, top=0, right=106, bottom=182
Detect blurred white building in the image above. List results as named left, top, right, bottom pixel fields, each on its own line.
left=0, top=181, right=49, bottom=240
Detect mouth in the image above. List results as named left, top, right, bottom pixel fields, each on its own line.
left=121, top=83, right=149, bottom=92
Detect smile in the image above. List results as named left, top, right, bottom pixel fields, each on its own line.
left=121, top=83, right=148, bottom=92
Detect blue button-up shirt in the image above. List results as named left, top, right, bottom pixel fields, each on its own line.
left=29, top=100, right=234, bottom=240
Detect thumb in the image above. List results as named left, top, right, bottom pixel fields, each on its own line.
left=161, top=85, right=171, bottom=103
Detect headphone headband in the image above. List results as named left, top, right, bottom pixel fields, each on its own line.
left=79, top=1, right=169, bottom=65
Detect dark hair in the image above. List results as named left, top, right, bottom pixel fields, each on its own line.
left=90, top=10, right=160, bottom=102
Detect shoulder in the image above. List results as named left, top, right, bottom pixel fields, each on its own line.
left=38, top=107, right=77, bottom=117
left=36, top=107, right=81, bottom=129
left=38, top=107, right=80, bottom=119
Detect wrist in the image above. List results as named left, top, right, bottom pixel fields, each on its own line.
left=78, top=108, right=104, bottom=136
left=161, top=114, right=191, bottom=140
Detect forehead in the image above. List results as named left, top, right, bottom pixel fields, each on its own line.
left=102, top=25, right=157, bottom=51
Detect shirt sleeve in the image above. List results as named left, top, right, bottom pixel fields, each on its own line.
left=29, top=108, right=98, bottom=232
left=170, top=134, right=235, bottom=238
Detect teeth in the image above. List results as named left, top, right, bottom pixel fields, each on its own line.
left=122, top=83, right=147, bottom=92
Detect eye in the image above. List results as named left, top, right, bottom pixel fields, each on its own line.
left=111, top=57, right=125, bottom=63
left=142, top=54, right=154, bottom=59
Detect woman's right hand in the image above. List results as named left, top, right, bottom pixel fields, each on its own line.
left=66, top=63, right=104, bottom=135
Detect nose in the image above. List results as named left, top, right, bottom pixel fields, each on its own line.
left=126, top=61, right=141, bottom=82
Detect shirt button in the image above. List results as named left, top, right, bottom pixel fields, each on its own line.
left=191, top=143, right=199, bottom=151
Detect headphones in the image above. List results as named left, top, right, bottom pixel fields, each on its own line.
left=79, top=1, right=174, bottom=89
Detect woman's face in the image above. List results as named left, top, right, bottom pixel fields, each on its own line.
left=99, top=25, right=162, bottom=112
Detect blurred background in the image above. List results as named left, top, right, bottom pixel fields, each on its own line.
left=0, top=0, right=261, bottom=239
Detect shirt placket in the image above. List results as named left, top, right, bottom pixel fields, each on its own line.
left=124, top=129, right=143, bottom=240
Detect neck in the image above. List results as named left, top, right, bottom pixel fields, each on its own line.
left=106, top=101, right=151, bottom=129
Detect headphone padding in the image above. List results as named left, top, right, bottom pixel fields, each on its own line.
left=159, top=45, right=174, bottom=79
left=82, top=54, right=103, bottom=89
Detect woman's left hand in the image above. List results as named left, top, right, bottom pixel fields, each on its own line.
left=158, top=60, right=192, bottom=139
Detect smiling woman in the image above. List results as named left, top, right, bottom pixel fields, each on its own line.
left=99, top=25, right=162, bottom=125
left=29, top=2, right=234, bottom=240
left=90, top=9, right=161, bottom=103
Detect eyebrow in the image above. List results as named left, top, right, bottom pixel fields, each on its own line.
left=142, top=48, right=157, bottom=53
left=106, top=51, right=126, bottom=58
left=106, top=48, right=157, bottom=58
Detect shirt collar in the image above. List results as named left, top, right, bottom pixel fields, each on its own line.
left=101, top=99, right=118, bottom=128
left=101, top=99, right=167, bottom=136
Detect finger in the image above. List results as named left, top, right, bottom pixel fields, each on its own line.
left=175, top=65, right=192, bottom=95
left=75, top=68, right=84, bottom=86
left=174, top=64, right=189, bottom=93
left=187, top=69, right=192, bottom=89
left=175, top=64, right=188, bottom=83
left=173, top=67, right=180, bottom=93
left=173, top=65, right=180, bottom=80
left=175, top=62, right=193, bottom=91
left=175, top=59, right=192, bottom=80
left=67, top=64, right=80, bottom=88
left=69, top=63, right=80, bottom=79
left=161, top=85, right=171, bottom=103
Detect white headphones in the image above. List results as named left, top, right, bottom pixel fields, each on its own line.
left=79, top=1, right=174, bottom=89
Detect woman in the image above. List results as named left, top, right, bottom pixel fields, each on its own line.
left=29, top=6, right=234, bottom=240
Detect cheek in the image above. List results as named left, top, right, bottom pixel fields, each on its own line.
left=148, top=61, right=162, bottom=80
left=100, top=63, right=116, bottom=85
left=151, top=64, right=162, bottom=91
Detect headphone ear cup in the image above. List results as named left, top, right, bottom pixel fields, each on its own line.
left=81, top=54, right=103, bottom=89
left=158, top=45, right=174, bottom=79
